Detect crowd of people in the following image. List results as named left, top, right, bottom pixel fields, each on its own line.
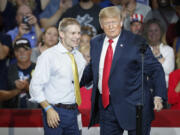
left=0, top=0, right=180, bottom=134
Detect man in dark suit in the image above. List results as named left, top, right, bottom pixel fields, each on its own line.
left=80, top=6, right=167, bottom=135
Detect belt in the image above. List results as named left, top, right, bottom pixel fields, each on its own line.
left=54, top=103, right=77, bottom=110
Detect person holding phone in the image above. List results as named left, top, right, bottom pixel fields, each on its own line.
left=7, top=4, right=42, bottom=49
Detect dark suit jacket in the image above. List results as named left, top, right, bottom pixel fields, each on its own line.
left=80, top=29, right=167, bottom=130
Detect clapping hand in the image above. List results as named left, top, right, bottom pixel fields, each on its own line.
left=15, top=79, right=29, bottom=92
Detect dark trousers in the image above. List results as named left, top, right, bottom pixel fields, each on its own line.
left=42, top=106, right=80, bottom=135
left=98, top=95, right=151, bottom=135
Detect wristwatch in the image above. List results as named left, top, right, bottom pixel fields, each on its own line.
left=156, top=54, right=163, bottom=59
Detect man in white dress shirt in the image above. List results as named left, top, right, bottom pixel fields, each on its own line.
left=29, top=18, right=86, bottom=135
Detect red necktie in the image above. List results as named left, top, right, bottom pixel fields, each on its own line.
left=102, top=39, right=113, bottom=108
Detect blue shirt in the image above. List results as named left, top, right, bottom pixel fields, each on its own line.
left=7, top=26, right=37, bottom=48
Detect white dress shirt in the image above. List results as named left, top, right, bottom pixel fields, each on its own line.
left=29, top=42, right=86, bottom=104
left=150, top=43, right=175, bottom=88
left=98, top=35, right=120, bottom=94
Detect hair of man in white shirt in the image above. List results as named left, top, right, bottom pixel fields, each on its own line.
left=58, top=18, right=81, bottom=52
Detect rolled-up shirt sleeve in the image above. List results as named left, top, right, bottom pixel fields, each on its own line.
left=29, top=53, right=51, bottom=103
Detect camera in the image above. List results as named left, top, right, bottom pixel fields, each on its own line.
left=22, top=16, right=30, bottom=30
left=22, top=16, right=29, bottom=25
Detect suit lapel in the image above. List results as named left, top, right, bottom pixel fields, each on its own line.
left=110, top=30, right=126, bottom=77
left=94, top=34, right=106, bottom=81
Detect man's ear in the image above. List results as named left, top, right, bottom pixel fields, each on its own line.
left=59, top=31, right=64, bottom=39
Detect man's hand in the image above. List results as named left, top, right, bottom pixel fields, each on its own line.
left=46, top=108, right=60, bottom=128
left=22, top=79, right=30, bottom=92
left=154, top=97, right=163, bottom=112
left=15, top=79, right=29, bottom=92
left=26, top=14, right=38, bottom=26
left=15, top=80, right=26, bottom=90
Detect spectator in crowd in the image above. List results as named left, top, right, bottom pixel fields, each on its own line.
left=79, top=45, right=90, bottom=64
left=79, top=26, right=93, bottom=48
left=172, top=20, right=180, bottom=57
left=130, top=13, right=144, bottom=35
left=168, top=69, right=180, bottom=110
left=29, top=18, right=86, bottom=135
left=39, top=0, right=78, bottom=29
left=3, top=38, right=37, bottom=108
left=0, top=32, right=12, bottom=90
left=0, top=0, right=17, bottom=32
left=60, top=0, right=102, bottom=36
left=7, top=4, right=42, bottom=49
left=12, top=0, right=44, bottom=19
left=0, top=0, right=48, bottom=32
left=144, top=18, right=175, bottom=88
left=31, top=26, right=59, bottom=63
left=80, top=6, right=166, bottom=135
left=151, top=0, right=178, bottom=32
left=117, top=0, right=152, bottom=31
left=39, top=0, right=50, bottom=10
left=166, top=1, right=180, bottom=46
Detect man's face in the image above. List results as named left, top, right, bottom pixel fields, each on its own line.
left=15, top=48, right=32, bottom=63
left=16, top=5, right=32, bottom=25
left=100, top=17, right=122, bottom=39
left=130, top=21, right=143, bottom=35
left=60, top=24, right=81, bottom=50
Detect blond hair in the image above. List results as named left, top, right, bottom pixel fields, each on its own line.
left=99, top=6, right=122, bottom=23
left=58, top=18, right=81, bottom=32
